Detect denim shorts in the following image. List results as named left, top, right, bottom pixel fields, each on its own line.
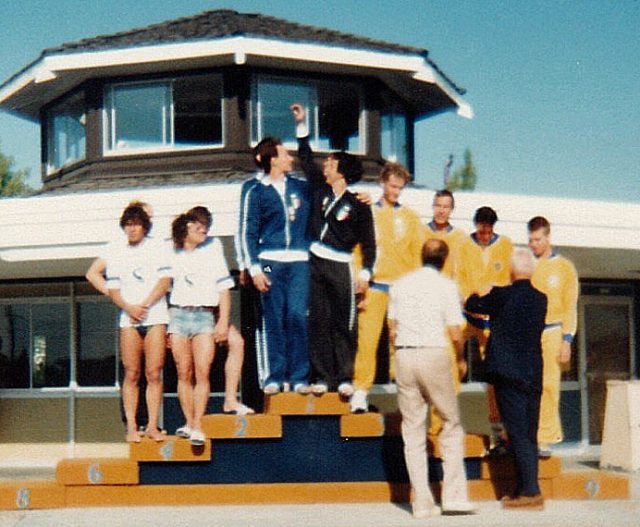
left=168, top=306, right=216, bottom=338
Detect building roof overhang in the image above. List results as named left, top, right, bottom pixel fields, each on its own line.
left=0, top=185, right=637, bottom=281
left=0, top=36, right=472, bottom=122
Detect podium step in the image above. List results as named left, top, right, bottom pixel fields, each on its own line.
left=56, top=457, right=139, bottom=485
left=129, top=436, right=211, bottom=462
left=264, top=393, right=349, bottom=415
left=201, top=414, right=282, bottom=438
left=0, top=480, right=65, bottom=510
left=551, top=471, right=630, bottom=499
left=480, top=456, right=562, bottom=480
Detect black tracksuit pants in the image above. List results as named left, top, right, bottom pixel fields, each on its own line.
left=308, top=253, right=357, bottom=390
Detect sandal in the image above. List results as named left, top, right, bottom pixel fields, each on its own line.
left=223, top=403, right=255, bottom=415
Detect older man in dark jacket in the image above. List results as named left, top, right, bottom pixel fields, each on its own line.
left=465, top=248, right=547, bottom=510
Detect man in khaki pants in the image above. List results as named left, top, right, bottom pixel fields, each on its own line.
left=388, top=239, right=475, bottom=518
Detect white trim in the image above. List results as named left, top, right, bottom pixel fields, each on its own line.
left=1, top=36, right=471, bottom=118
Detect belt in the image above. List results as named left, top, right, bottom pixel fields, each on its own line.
left=396, top=345, right=423, bottom=350
left=544, top=321, right=562, bottom=331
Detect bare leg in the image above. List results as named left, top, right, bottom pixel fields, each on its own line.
left=221, top=325, right=248, bottom=412
left=171, top=333, right=195, bottom=431
left=143, top=324, right=166, bottom=441
left=121, top=328, right=144, bottom=442
left=192, top=333, right=215, bottom=431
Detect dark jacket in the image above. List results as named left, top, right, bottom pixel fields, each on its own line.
left=297, top=135, right=376, bottom=274
left=465, top=280, right=547, bottom=389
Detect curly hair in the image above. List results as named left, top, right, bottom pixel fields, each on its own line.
left=119, top=204, right=151, bottom=234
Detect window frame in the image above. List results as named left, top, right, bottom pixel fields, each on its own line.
left=250, top=74, right=366, bottom=154
left=102, top=74, right=225, bottom=156
left=45, top=91, right=87, bottom=175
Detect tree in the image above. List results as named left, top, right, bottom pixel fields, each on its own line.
left=446, top=148, right=477, bottom=191
left=0, top=149, right=32, bottom=197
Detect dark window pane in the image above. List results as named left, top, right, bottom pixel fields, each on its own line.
left=317, top=84, right=360, bottom=152
left=174, top=75, right=223, bottom=147
left=0, top=305, right=30, bottom=389
left=31, top=304, right=70, bottom=388
left=77, top=302, right=119, bottom=386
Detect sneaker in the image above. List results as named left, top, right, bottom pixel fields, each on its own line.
left=263, top=383, right=281, bottom=395
left=175, top=425, right=192, bottom=438
left=189, top=429, right=206, bottom=446
left=349, top=389, right=368, bottom=413
left=337, top=382, right=354, bottom=398
left=293, top=383, right=311, bottom=394
left=442, top=501, right=476, bottom=515
left=311, top=382, right=328, bottom=395
left=413, top=505, right=441, bottom=518
left=538, top=443, right=552, bottom=458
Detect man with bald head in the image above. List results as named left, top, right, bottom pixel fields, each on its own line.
left=465, top=248, right=548, bottom=510
left=388, top=239, right=474, bottom=518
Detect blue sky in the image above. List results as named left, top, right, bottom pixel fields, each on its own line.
left=0, top=0, right=638, bottom=202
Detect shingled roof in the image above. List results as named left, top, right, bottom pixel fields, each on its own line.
left=36, top=9, right=464, bottom=96
left=48, top=9, right=424, bottom=56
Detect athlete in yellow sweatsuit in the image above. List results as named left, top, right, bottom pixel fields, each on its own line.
left=423, top=190, right=467, bottom=433
left=350, top=164, right=425, bottom=413
left=458, top=231, right=513, bottom=358
left=528, top=216, right=578, bottom=448
left=458, top=207, right=513, bottom=440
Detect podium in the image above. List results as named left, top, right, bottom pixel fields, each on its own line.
left=600, top=380, right=640, bottom=471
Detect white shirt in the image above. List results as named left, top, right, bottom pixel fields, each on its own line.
left=103, top=236, right=171, bottom=327
left=388, top=265, right=463, bottom=348
left=169, top=236, right=234, bottom=307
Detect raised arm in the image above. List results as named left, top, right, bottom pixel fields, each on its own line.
left=291, top=103, right=325, bottom=190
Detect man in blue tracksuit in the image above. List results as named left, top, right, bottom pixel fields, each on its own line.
left=243, top=137, right=312, bottom=395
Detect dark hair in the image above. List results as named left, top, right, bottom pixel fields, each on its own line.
left=473, top=206, right=498, bottom=226
left=422, top=239, right=449, bottom=270
left=253, top=136, right=282, bottom=173
left=527, top=215, right=550, bottom=235
left=172, top=213, right=197, bottom=250
left=187, top=206, right=212, bottom=229
left=331, top=152, right=364, bottom=184
left=433, top=189, right=455, bottom=208
left=380, top=162, right=411, bottom=184
left=119, top=204, right=151, bottom=235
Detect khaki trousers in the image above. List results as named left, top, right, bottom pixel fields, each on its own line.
left=396, top=346, right=469, bottom=510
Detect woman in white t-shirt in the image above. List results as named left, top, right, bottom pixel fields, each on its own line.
left=104, top=204, right=171, bottom=443
left=169, top=208, right=253, bottom=446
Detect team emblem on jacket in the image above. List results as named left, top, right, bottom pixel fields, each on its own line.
left=394, top=217, right=406, bottom=238
left=548, top=274, right=559, bottom=288
left=336, top=204, right=351, bottom=221
left=494, top=262, right=502, bottom=272
left=288, top=193, right=300, bottom=222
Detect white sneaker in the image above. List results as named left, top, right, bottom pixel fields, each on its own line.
left=349, top=389, right=368, bottom=413
left=413, top=505, right=441, bottom=518
left=189, top=429, right=206, bottom=446
left=337, top=382, right=354, bottom=398
left=175, top=425, right=192, bottom=438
